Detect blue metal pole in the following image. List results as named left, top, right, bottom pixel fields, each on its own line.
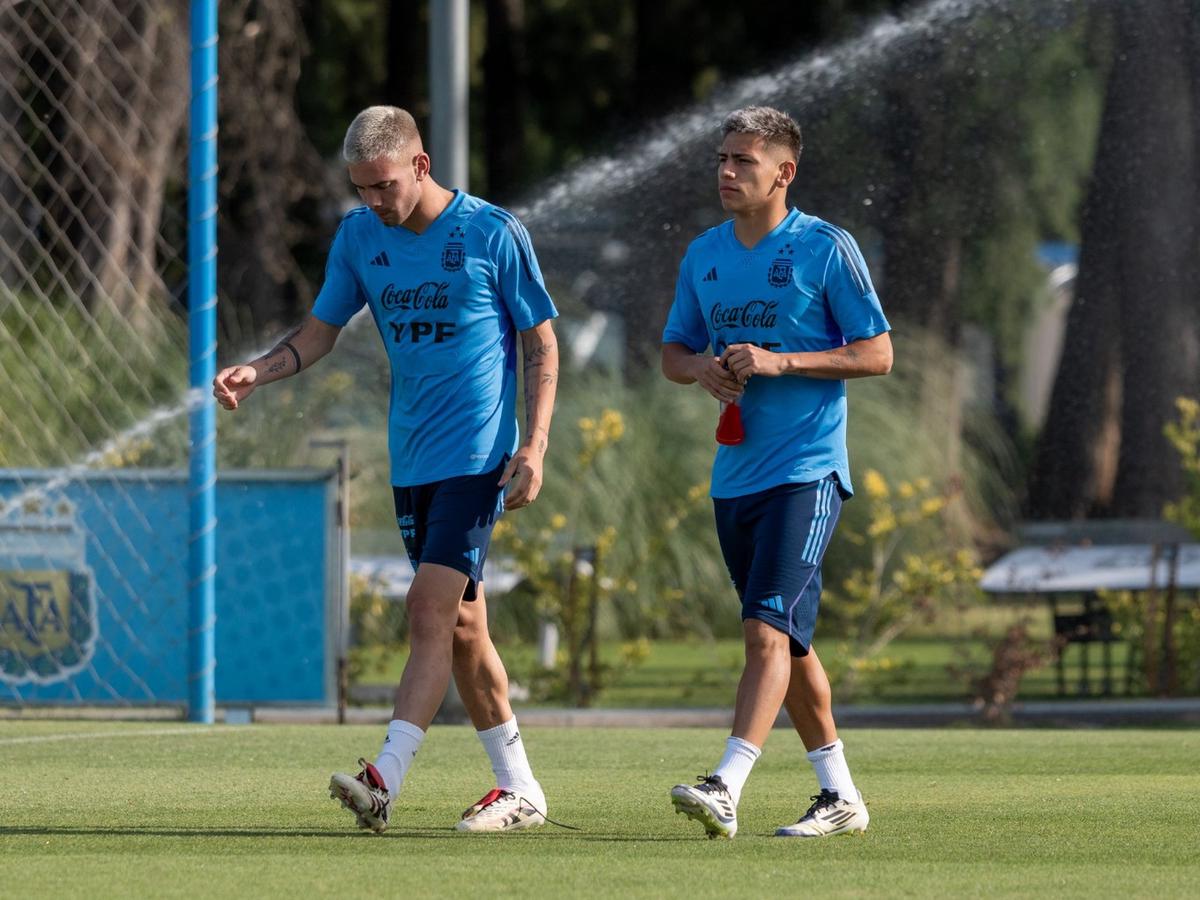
left=187, top=0, right=218, bottom=724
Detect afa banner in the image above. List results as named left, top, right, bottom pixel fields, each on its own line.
left=0, top=469, right=340, bottom=706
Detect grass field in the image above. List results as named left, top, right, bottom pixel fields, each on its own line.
left=358, top=636, right=1141, bottom=708
left=2, top=722, right=1198, bottom=898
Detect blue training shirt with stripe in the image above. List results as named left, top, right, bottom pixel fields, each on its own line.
left=662, top=208, right=890, bottom=499
left=312, top=191, right=558, bottom=487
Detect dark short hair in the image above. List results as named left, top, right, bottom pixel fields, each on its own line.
left=721, top=106, right=803, bottom=162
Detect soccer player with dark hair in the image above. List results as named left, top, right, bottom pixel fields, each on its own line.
left=662, top=106, right=892, bottom=838
left=213, top=106, right=558, bottom=834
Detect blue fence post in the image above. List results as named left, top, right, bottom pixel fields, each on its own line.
left=187, top=0, right=218, bottom=724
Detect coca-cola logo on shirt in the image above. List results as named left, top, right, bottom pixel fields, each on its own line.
left=709, top=300, right=778, bottom=331
left=380, top=281, right=450, bottom=311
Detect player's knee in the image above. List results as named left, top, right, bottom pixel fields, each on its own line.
left=406, top=592, right=457, bottom=644
left=744, top=619, right=789, bottom=659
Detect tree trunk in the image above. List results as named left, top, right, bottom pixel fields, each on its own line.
left=1110, top=0, right=1199, bottom=516
left=1026, top=169, right=1123, bottom=518
left=217, top=0, right=341, bottom=331
left=1030, top=0, right=1199, bottom=519
left=12, top=1, right=188, bottom=314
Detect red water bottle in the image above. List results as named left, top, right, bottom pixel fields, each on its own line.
left=716, top=401, right=744, bottom=445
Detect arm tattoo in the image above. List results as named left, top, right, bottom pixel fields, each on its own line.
left=521, top=333, right=558, bottom=445
left=524, top=372, right=545, bottom=433
left=281, top=341, right=302, bottom=372
left=265, top=327, right=303, bottom=375
left=523, top=341, right=555, bottom=370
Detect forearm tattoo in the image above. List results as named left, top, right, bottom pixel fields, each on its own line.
left=264, top=329, right=303, bottom=376
left=281, top=340, right=303, bottom=372
left=522, top=336, right=558, bottom=448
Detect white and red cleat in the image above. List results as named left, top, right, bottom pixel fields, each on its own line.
left=329, top=758, right=391, bottom=833
left=456, top=787, right=547, bottom=833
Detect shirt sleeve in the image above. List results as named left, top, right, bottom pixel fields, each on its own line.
left=488, top=211, right=558, bottom=331
left=312, top=217, right=367, bottom=327
left=662, top=249, right=710, bottom=352
left=821, top=226, right=890, bottom=343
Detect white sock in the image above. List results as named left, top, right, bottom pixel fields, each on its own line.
left=477, top=717, right=541, bottom=800
left=374, top=719, right=425, bottom=801
left=713, top=736, right=761, bottom=805
left=807, top=738, right=859, bottom=803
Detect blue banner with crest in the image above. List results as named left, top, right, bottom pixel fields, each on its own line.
left=0, top=470, right=338, bottom=705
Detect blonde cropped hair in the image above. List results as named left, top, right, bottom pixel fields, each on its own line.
left=342, top=106, right=421, bottom=164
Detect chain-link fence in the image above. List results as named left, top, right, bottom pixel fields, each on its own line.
left=0, top=0, right=342, bottom=712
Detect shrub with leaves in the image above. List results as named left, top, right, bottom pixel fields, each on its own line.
left=1164, top=396, right=1200, bottom=537
left=491, top=375, right=732, bottom=704
left=822, top=468, right=984, bottom=700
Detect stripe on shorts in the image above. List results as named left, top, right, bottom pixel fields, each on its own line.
left=800, top=479, right=836, bottom=565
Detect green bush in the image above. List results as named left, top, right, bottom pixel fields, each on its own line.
left=0, top=291, right=185, bottom=467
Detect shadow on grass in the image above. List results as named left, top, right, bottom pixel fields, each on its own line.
left=0, top=825, right=698, bottom=842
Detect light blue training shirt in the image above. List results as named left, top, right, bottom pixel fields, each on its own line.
left=662, top=208, right=890, bottom=499
left=313, top=191, right=558, bottom=487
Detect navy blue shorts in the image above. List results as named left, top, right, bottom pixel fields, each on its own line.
left=713, top=474, right=845, bottom=657
left=392, top=459, right=507, bottom=601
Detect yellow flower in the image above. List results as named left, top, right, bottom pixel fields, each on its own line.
left=596, top=525, right=618, bottom=554
left=578, top=416, right=596, bottom=432
left=600, top=408, right=625, bottom=441
left=920, top=497, right=946, bottom=517
left=863, top=469, right=889, bottom=500
left=897, top=481, right=915, bottom=499
left=549, top=513, right=567, bottom=530
left=867, top=510, right=897, bottom=537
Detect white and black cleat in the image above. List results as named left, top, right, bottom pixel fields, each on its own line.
left=775, top=788, right=869, bottom=837
left=670, top=774, right=738, bottom=839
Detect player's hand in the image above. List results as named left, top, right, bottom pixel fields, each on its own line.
left=721, top=343, right=784, bottom=383
left=212, top=365, right=258, bottom=410
left=499, top=447, right=543, bottom=510
left=689, top=355, right=745, bottom=403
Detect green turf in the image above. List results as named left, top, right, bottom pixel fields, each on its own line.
left=358, top=636, right=1142, bottom=707
left=1, top=723, right=1197, bottom=898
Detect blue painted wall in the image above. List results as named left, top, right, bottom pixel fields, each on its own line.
left=0, top=470, right=335, bottom=705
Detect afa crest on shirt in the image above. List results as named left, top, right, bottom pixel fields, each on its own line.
left=441, top=242, right=465, bottom=272
left=768, top=244, right=795, bottom=288
left=0, top=497, right=97, bottom=685
left=442, top=224, right=468, bottom=272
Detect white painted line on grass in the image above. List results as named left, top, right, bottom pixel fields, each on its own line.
left=0, top=726, right=221, bottom=746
